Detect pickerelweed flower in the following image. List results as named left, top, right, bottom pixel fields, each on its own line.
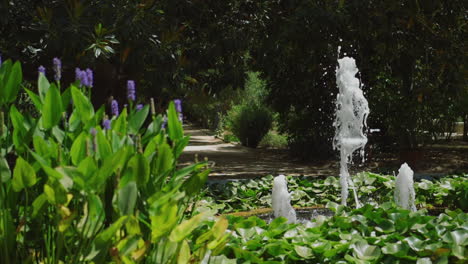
left=38, top=65, right=46, bottom=75
left=102, top=119, right=111, bottom=130
left=75, top=68, right=92, bottom=87
left=86, top=68, right=93, bottom=87
left=136, top=104, right=143, bottom=111
left=174, top=99, right=182, bottom=113
left=111, top=100, right=119, bottom=116
left=53, top=57, right=62, bottom=81
left=127, top=80, right=136, bottom=101
left=75, top=68, right=81, bottom=80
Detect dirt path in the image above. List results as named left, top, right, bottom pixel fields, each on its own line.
left=179, top=124, right=340, bottom=179
left=180, top=124, right=468, bottom=180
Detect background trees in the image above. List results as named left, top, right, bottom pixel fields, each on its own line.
left=1, top=0, right=466, bottom=157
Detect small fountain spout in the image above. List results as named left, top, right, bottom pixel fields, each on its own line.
left=394, top=163, right=417, bottom=211
left=272, top=175, right=297, bottom=223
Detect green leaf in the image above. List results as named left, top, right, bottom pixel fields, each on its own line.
left=71, top=85, right=95, bottom=122
left=42, top=84, right=63, bottom=129
left=12, top=157, right=37, bottom=192
left=38, top=72, right=50, bottom=102
left=167, top=101, right=183, bottom=141
left=0, top=156, right=11, bottom=182
left=118, top=181, right=138, bottom=215
left=169, top=212, right=209, bottom=242
left=111, top=108, right=127, bottom=134
left=128, top=105, right=149, bottom=134
left=152, top=142, right=174, bottom=180
left=177, top=240, right=191, bottom=264
left=351, top=240, right=381, bottom=260
left=95, top=127, right=112, bottom=160
left=294, top=245, right=313, bottom=259
left=32, top=193, right=47, bottom=217
left=182, top=169, right=209, bottom=196
left=127, top=153, right=150, bottom=186
left=70, top=132, right=88, bottom=166
left=3, top=61, right=22, bottom=104
left=151, top=201, right=179, bottom=241
left=25, top=88, right=43, bottom=110
left=78, top=194, right=105, bottom=238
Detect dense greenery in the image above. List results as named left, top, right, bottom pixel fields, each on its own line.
left=222, top=206, right=467, bottom=263
left=203, top=173, right=468, bottom=213
left=2, top=1, right=466, bottom=156
left=0, top=59, right=227, bottom=263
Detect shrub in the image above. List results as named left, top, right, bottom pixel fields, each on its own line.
left=227, top=103, right=273, bottom=148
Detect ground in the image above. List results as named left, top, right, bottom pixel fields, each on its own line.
left=180, top=124, right=468, bottom=180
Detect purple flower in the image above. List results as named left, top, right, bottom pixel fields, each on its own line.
left=102, top=119, right=111, bottom=130
left=86, top=68, right=93, bottom=87
left=38, top=65, right=46, bottom=75
left=53, top=57, right=62, bottom=81
left=127, top=80, right=136, bottom=101
left=111, top=100, right=119, bottom=116
left=136, top=104, right=143, bottom=111
left=75, top=67, right=81, bottom=81
left=174, top=99, right=182, bottom=113
left=75, top=68, right=92, bottom=87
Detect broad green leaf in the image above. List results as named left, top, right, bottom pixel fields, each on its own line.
left=169, top=212, right=209, bottom=242
left=352, top=240, right=381, bottom=260
left=61, top=86, right=72, bottom=110
left=3, top=61, right=22, bottom=103
left=151, top=201, right=179, bottom=241
left=182, top=169, right=210, bottom=196
left=70, top=132, right=88, bottom=166
left=294, top=245, right=313, bottom=259
left=32, top=193, right=47, bottom=217
left=12, top=157, right=37, bottom=192
left=167, top=101, right=183, bottom=141
left=0, top=156, right=11, bottom=182
left=71, top=85, right=95, bottom=122
left=118, top=181, right=138, bottom=215
left=177, top=240, right=191, bottom=264
left=127, top=153, right=150, bottom=186
left=42, top=84, right=63, bottom=129
left=152, top=142, right=173, bottom=178
left=95, top=127, right=112, bottom=160
left=111, top=108, right=127, bottom=134
left=78, top=194, right=105, bottom=238
left=38, top=72, right=50, bottom=101
left=128, top=105, right=149, bottom=134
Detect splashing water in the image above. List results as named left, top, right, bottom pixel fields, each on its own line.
left=272, top=175, right=297, bottom=223
left=395, top=163, right=417, bottom=211
left=333, top=57, right=370, bottom=207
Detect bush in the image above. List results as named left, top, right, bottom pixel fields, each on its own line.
left=228, top=103, right=273, bottom=148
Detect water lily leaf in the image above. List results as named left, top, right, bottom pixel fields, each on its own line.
left=352, top=240, right=381, bottom=260
left=294, top=245, right=313, bottom=259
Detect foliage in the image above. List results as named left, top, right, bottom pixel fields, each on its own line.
left=0, top=0, right=258, bottom=107
left=0, top=59, right=227, bottom=263
left=249, top=1, right=467, bottom=156
left=259, top=131, right=288, bottom=149
left=227, top=103, right=273, bottom=148
left=221, top=206, right=467, bottom=263
left=203, top=173, right=468, bottom=213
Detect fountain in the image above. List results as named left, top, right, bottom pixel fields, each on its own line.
left=333, top=56, right=370, bottom=207
left=394, top=163, right=417, bottom=211
left=272, top=175, right=297, bottom=223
